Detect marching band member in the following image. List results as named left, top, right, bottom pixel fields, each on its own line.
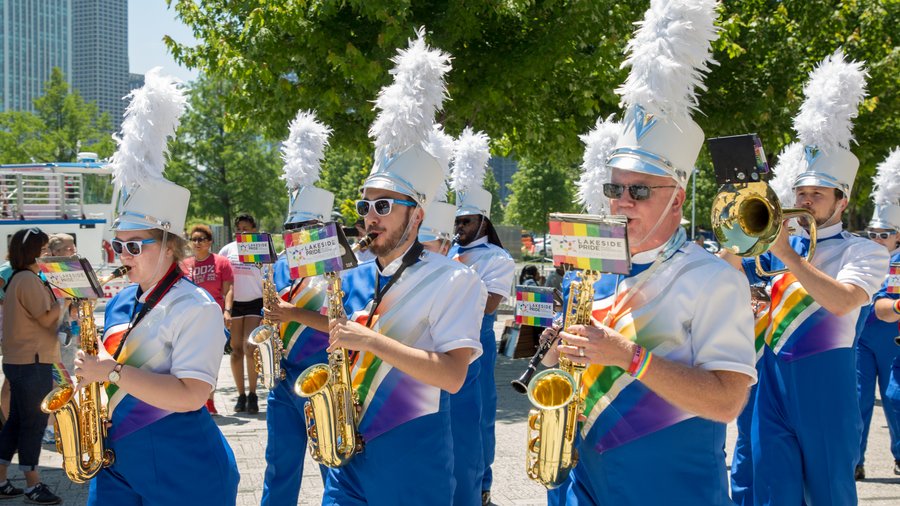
left=723, top=51, right=888, bottom=505
left=543, top=2, right=757, bottom=504
left=856, top=148, right=900, bottom=479
left=74, top=69, right=239, bottom=505
left=448, top=128, right=515, bottom=506
left=418, top=200, right=457, bottom=256
left=260, top=111, right=333, bottom=505
left=323, top=29, right=486, bottom=504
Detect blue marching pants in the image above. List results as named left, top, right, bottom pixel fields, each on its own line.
left=752, top=347, right=861, bottom=506
left=262, top=364, right=327, bottom=506
left=856, top=325, right=900, bottom=465
left=563, top=417, right=731, bottom=506
left=730, top=381, right=758, bottom=506
left=88, top=408, right=239, bottom=506
left=479, top=312, right=498, bottom=493
left=885, top=356, right=900, bottom=461
left=449, top=354, right=484, bottom=506
left=323, top=404, right=455, bottom=505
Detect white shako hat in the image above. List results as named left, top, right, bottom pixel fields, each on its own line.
left=362, top=27, right=452, bottom=208
left=578, top=115, right=621, bottom=215
left=773, top=50, right=867, bottom=201
left=452, top=127, right=492, bottom=218
left=605, top=0, right=719, bottom=189
left=110, top=67, right=189, bottom=232
left=417, top=124, right=456, bottom=243
left=869, top=148, right=900, bottom=231
left=280, top=110, right=335, bottom=225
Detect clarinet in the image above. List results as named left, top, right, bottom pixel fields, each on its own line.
left=510, top=289, right=564, bottom=394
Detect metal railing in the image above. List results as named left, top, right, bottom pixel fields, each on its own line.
left=0, top=172, right=83, bottom=220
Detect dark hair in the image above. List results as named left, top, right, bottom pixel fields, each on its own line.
left=234, top=213, right=256, bottom=228
left=9, top=227, right=49, bottom=270
left=519, top=264, right=539, bottom=284
left=834, top=188, right=846, bottom=200
left=188, top=224, right=213, bottom=241
left=481, top=217, right=504, bottom=249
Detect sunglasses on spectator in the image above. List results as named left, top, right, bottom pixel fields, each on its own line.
left=190, top=236, right=210, bottom=243
left=356, top=198, right=416, bottom=217
left=867, top=230, right=897, bottom=240
left=111, top=238, right=157, bottom=256
left=602, top=183, right=678, bottom=201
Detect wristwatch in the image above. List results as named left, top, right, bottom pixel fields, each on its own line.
left=108, top=363, right=124, bottom=384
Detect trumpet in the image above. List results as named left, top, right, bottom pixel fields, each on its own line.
left=40, top=264, right=131, bottom=483
left=711, top=181, right=817, bottom=276
left=294, top=233, right=374, bottom=467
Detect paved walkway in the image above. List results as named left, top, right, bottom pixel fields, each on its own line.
left=2, top=316, right=899, bottom=504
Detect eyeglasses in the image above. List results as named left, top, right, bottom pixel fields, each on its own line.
left=603, top=183, right=678, bottom=201
left=355, top=198, right=416, bottom=217
left=190, top=237, right=210, bottom=243
left=111, top=238, right=157, bottom=256
left=22, top=227, right=42, bottom=243
left=867, top=230, right=897, bottom=240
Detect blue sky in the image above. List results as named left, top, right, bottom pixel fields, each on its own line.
left=128, top=1, right=199, bottom=83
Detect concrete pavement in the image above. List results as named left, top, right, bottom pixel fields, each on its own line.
left=3, top=315, right=899, bottom=504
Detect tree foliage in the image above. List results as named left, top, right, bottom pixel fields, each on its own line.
left=0, top=67, right=114, bottom=163
left=167, top=0, right=899, bottom=231
left=166, top=74, right=285, bottom=237
left=505, top=158, right=579, bottom=234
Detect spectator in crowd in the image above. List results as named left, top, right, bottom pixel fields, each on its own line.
left=0, top=262, right=12, bottom=424
left=543, top=265, right=564, bottom=291
left=47, top=234, right=76, bottom=258
left=182, top=224, right=234, bottom=415
left=0, top=228, right=68, bottom=504
left=519, top=265, right=540, bottom=287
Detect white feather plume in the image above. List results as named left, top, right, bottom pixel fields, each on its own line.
left=577, top=116, right=621, bottom=214
left=770, top=142, right=807, bottom=207
left=369, top=27, right=452, bottom=162
left=872, top=147, right=900, bottom=206
left=451, top=127, right=491, bottom=194
left=793, top=49, right=867, bottom=154
left=616, top=0, right=719, bottom=121
left=280, top=110, right=332, bottom=189
left=424, top=124, right=456, bottom=202
left=110, top=67, right=186, bottom=189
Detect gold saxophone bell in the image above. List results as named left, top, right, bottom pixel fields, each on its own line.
left=711, top=181, right=817, bottom=276
left=40, top=265, right=130, bottom=483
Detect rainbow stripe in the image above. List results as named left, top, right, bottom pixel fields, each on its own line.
left=52, top=362, right=73, bottom=388
left=38, top=259, right=98, bottom=299
left=236, top=233, right=275, bottom=263
left=888, top=263, right=900, bottom=294
left=515, top=286, right=554, bottom=327
left=284, top=224, right=344, bottom=278
left=763, top=272, right=847, bottom=361
left=279, top=278, right=329, bottom=366
left=549, top=220, right=629, bottom=274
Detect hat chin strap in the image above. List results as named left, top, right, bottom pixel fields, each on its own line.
left=384, top=206, right=419, bottom=257
left=148, top=228, right=171, bottom=288
left=631, top=186, right=679, bottom=250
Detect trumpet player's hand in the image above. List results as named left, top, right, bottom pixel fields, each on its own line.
left=73, top=337, right=119, bottom=385
left=767, top=219, right=798, bottom=265
left=265, top=298, right=297, bottom=324
left=328, top=319, right=377, bottom=353
left=716, top=249, right=743, bottom=271
left=539, top=326, right=561, bottom=366
left=556, top=317, right=634, bottom=369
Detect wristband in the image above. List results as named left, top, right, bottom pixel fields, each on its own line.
left=627, top=344, right=652, bottom=380
left=224, top=308, right=232, bottom=314
left=893, top=299, right=900, bottom=316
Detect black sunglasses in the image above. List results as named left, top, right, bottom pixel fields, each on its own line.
left=603, top=183, right=677, bottom=201
left=190, top=236, right=210, bottom=243
left=867, top=230, right=897, bottom=240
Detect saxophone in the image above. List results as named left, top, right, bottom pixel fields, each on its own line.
left=40, top=265, right=130, bottom=483
left=293, top=233, right=374, bottom=467
left=524, top=269, right=599, bottom=488
left=249, top=266, right=285, bottom=389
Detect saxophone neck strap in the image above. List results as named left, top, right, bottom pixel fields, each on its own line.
left=114, top=263, right=183, bottom=360
left=366, top=241, right=424, bottom=329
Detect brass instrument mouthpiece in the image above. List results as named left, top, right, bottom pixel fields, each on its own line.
left=354, top=233, right=377, bottom=253
left=99, top=265, right=131, bottom=285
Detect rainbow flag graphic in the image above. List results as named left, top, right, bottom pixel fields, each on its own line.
left=284, top=223, right=345, bottom=278
left=888, top=263, right=900, bottom=294
left=37, top=257, right=101, bottom=299
left=549, top=216, right=630, bottom=274
left=236, top=233, right=275, bottom=264
left=515, top=286, right=555, bottom=327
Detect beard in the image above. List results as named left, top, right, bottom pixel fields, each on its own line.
left=797, top=200, right=841, bottom=229
left=367, top=213, right=412, bottom=257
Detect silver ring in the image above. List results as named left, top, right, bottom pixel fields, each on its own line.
left=578, top=347, right=585, bottom=358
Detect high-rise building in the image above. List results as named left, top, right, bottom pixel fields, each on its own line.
left=0, top=0, right=73, bottom=112
left=72, top=0, right=128, bottom=131
left=128, top=72, right=144, bottom=92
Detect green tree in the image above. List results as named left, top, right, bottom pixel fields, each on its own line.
left=166, top=0, right=638, bottom=163
left=483, top=169, right=504, bottom=224
left=166, top=74, right=285, bottom=237
left=32, top=67, right=115, bottom=161
left=0, top=111, right=46, bottom=163
left=317, top=147, right=371, bottom=225
left=505, top=158, right=579, bottom=233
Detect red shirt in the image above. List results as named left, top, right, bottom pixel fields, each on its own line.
left=182, top=253, right=234, bottom=310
